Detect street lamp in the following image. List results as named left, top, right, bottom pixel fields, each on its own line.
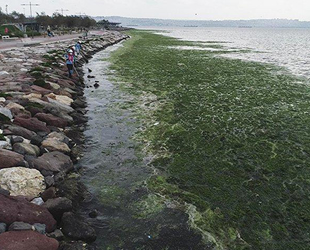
left=21, top=2, right=39, bottom=38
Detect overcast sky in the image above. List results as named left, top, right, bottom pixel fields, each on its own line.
left=2, top=0, right=310, bottom=21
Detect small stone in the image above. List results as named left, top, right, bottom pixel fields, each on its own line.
left=94, top=83, right=99, bottom=88
left=8, top=221, right=32, bottom=231
left=41, top=187, right=56, bottom=201
left=33, top=223, right=46, bottom=234
left=30, top=134, right=44, bottom=146
left=48, top=229, right=64, bottom=241
left=0, top=223, right=6, bottom=234
left=31, top=197, right=44, bottom=206
left=89, top=210, right=98, bottom=218
left=44, top=176, right=55, bottom=187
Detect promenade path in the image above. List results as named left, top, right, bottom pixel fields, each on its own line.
left=0, top=31, right=106, bottom=51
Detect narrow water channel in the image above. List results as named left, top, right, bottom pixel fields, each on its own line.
left=78, top=44, right=205, bottom=250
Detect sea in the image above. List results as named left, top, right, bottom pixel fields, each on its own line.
left=141, top=26, right=310, bottom=80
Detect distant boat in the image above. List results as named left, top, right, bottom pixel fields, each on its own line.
left=238, top=26, right=253, bottom=28
left=184, top=25, right=198, bottom=27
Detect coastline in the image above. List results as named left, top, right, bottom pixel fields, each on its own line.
left=0, top=31, right=128, bottom=249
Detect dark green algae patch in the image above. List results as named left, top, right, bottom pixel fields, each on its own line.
left=108, top=30, right=310, bottom=249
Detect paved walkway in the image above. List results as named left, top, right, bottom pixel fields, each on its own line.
left=0, top=33, right=85, bottom=51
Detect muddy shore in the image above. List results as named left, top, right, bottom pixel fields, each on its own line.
left=0, top=31, right=128, bottom=249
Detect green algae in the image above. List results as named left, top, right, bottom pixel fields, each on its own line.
left=108, top=30, right=310, bottom=249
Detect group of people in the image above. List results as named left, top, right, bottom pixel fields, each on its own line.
left=65, top=41, right=83, bottom=78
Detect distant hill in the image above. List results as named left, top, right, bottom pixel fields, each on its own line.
left=93, top=16, right=310, bottom=28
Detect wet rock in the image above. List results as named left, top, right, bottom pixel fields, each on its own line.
left=41, top=187, right=56, bottom=201
left=0, top=194, right=56, bottom=232
left=61, top=212, right=96, bottom=242
left=48, top=229, right=64, bottom=241
left=89, top=210, right=98, bottom=218
left=14, top=117, right=50, bottom=133
left=3, top=125, right=36, bottom=140
left=41, top=137, right=71, bottom=153
left=35, top=113, right=67, bottom=128
left=0, top=149, right=25, bottom=169
left=46, top=97, right=74, bottom=114
left=94, top=83, right=99, bottom=88
left=8, top=221, right=32, bottom=231
left=0, top=167, right=45, bottom=197
left=13, top=142, right=40, bottom=156
left=0, top=231, right=59, bottom=250
left=43, top=197, right=72, bottom=220
left=87, top=75, right=95, bottom=78
left=29, top=151, right=73, bottom=175
left=0, top=223, right=6, bottom=234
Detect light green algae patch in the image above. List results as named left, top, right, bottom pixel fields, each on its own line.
left=109, top=30, right=310, bottom=249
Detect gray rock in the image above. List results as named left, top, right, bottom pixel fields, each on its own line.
left=48, top=229, right=64, bottom=241
left=11, top=136, right=24, bottom=144
left=33, top=223, right=46, bottom=234
left=8, top=221, right=32, bottom=231
left=43, top=197, right=72, bottom=220
left=13, top=142, right=40, bottom=156
left=31, top=197, right=44, bottom=206
left=0, top=107, right=13, bottom=120
left=0, top=223, right=6, bottom=234
left=61, top=212, right=96, bottom=242
left=0, top=187, right=10, bottom=196
left=44, top=176, right=55, bottom=187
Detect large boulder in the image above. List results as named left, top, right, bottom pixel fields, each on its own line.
left=14, top=117, right=50, bottom=133
left=0, top=167, right=45, bottom=197
left=0, top=194, right=56, bottom=232
left=41, top=138, right=70, bottom=154
left=0, top=149, right=25, bottom=169
left=61, top=212, right=96, bottom=242
left=46, top=93, right=74, bottom=106
left=13, top=142, right=40, bottom=156
left=0, top=231, right=59, bottom=250
left=34, top=113, right=67, bottom=128
left=3, top=125, right=36, bottom=140
left=29, top=151, right=73, bottom=175
left=43, top=197, right=72, bottom=220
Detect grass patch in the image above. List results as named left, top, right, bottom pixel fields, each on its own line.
left=109, top=30, right=310, bottom=249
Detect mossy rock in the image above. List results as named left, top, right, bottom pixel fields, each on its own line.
left=33, top=79, right=48, bottom=88
left=0, top=113, right=11, bottom=122
left=0, top=92, right=12, bottom=98
left=0, top=133, right=6, bottom=141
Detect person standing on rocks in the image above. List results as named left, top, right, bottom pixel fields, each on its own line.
left=65, top=49, right=74, bottom=78
left=75, top=41, right=82, bottom=56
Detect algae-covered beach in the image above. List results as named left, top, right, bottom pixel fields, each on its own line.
left=108, top=30, right=310, bottom=249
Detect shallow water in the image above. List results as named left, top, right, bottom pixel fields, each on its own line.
left=148, top=27, right=310, bottom=79
left=78, top=44, right=205, bottom=249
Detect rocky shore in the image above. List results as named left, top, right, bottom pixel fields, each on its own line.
left=0, top=31, right=129, bottom=250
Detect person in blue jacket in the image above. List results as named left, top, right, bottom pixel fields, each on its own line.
left=75, top=41, right=82, bottom=55
left=65, top=49, right=74, bottom=78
